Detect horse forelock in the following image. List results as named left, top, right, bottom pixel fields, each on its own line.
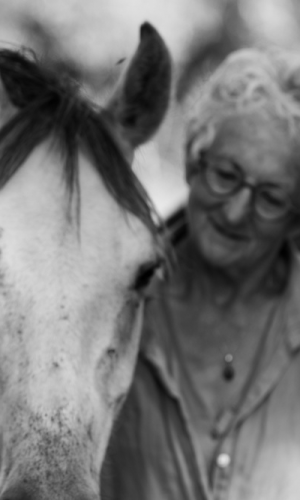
left=0, top=48, right=157, bottom=233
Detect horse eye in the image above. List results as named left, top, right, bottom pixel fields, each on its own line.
left=133, top=260, right=165, bottom=291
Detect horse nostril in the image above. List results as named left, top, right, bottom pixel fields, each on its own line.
left=0, top=486, right=33, bottom=500
left=0, top=484, right=100, bottom=500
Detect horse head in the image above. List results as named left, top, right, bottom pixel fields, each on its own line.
left=0, top=23, right=171, bottom=500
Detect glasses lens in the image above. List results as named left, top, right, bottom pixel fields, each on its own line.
left=255, top=190, right=290, bottom=220
left=204, top=158, right=240, bottom=196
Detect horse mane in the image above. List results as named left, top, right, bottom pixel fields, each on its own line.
left=0, top=48, right=156, bottom=231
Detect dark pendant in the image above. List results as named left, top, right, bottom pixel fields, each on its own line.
left=223, top=363, right=235, bottom=380
left=222, top=353, right=235, bottom=381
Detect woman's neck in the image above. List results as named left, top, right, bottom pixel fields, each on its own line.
left=186, top=238, right=288, bottom=307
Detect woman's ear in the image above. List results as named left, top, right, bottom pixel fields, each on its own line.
left=0, top=77, right=18, bottom=128
left=107, top=22, right=172, bottom=158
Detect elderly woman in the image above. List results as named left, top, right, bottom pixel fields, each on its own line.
left=102, top=49, right=300, bottom=500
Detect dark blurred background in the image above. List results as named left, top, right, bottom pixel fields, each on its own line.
left=1, top=0, right=300, bottom=216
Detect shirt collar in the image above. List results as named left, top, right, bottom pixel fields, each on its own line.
left=140, top=288, right=181, bottom=399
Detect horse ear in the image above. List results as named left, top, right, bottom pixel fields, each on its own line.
left=107, top=22, right=172, bottom=154
left=0, top=77, right=18, bottom=127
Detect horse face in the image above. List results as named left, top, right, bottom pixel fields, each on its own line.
left=0, top=23, right=171, bottom=500
left=0, top=143, right=156, bottom=499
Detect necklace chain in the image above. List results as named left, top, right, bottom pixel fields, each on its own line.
left=221, top=337, right=241, bottom=381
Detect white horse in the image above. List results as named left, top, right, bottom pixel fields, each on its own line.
left=0, top=23, right=171, bottom=500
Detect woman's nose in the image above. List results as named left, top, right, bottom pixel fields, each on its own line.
left=223, top=187, right=252, bottom=223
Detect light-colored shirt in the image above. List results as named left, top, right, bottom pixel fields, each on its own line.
left=102, top=244, right=300, bottom=500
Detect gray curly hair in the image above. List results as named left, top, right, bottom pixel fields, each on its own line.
left=186, top=48, right=300, bottom=164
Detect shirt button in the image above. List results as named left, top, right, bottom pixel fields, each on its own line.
left=216, top=453, right=231, bottom=468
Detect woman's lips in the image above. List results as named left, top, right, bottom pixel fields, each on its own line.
left=210, top=218, right=250, bottom=241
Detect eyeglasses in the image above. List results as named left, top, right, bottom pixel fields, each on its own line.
left=196, top=152, right=299, bottom=222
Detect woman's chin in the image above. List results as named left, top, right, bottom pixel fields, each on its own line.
left=202, top=246, right=243, bottom=268
left=196, top=234, right=253, bottom=269
left=190, top=218, right=271, bottom=270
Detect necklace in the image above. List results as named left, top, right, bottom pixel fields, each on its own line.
left=217, top=323, right=249, bottom=382
left=219, top=300, right=278, bottom=382
left=222, top=353, right=235, bottom=381
left=208, top=292, right=242, bottom=381
left=219, top=332, right=239, bottom=381
left=217, top=329, right=241, bottom=382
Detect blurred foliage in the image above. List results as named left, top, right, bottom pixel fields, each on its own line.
left=176, top=0, right=252, bottom=101
left=177, top=0, right=300, bottom=102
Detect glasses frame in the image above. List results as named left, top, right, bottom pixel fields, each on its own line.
left=197, top=152, right=299, bottom=222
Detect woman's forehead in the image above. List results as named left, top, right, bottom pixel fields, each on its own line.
left=209, top=112, right=300, bottom=183
left=214, top=111, right=289, bottom=144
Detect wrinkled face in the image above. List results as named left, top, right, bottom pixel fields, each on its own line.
left=0, top=143, right=159, bottom=499
left=187, top=112, right=300, bottom=270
